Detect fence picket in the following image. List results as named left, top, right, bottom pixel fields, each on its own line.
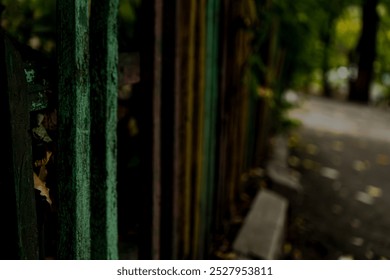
left=89, top=0, right=119, bottom=260
left=57, top=1, right=91, bottom=259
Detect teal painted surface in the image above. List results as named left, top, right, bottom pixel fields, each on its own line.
left=29, top=91, right=48, bottom=112
left=24, top=68, right=35, bottom=83
left=90, top=0, right=119, bottom=260
left=57, top=0, right=91, bottom=259
left=200, top=0, right=220, bottom=258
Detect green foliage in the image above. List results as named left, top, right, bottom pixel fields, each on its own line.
left=0, top=0, right=141, bottom=53
left=330, top=5, right=361, bottom=68
left=1, top=0, right=56, bottom=54
left=118, top=0, right=141, bottom=51
left=376, top=3, right=390, bottom=78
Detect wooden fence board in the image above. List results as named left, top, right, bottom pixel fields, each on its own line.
left=192, top=0, right=206, bottom=259
left=139, top=0, right=163, bottom=260
left=89, top=0, right=119, bottom=260
left=57, top=1, right=91, bottom=259
left=0, top=32, right=39, bottom=259
left=199, top=0, right=220, bottom=258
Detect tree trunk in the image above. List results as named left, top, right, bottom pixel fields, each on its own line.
left=348, top=0, right=379, bottom=103
left=321, top=16, right=334, bottom=98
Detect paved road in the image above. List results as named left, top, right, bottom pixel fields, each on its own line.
left=284, top=95, right=390, bottom=260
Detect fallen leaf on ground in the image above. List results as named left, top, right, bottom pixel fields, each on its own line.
left=376, top=154, right=390, bottom=166
left=353, top=160, right=368, bottom=172
left=355, top=191, right=374, bottom=205
left=350, top=237, right=364, bottom=246
left=320, top=167, right=339, bottom=180
left=339, top=254, right=354, bottom=260
left=366, top=185, right=382, bottom=198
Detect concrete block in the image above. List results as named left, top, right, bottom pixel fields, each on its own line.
left=233, top=189, right=288, bottom=260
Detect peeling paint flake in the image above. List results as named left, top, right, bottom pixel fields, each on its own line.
left=24, top=68, right=35, bottom=83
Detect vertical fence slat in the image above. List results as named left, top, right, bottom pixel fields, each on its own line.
left=0, top=33, right=39, bottom=259
left=139, top=0, right=163, bottom=260
left=192, top=0, right=206, bottom=259
left=160, top=0, right=177, bottom=259
left=172, top=0, right=183, bottom=259
left=178, top=0, right=197, bottom=259
left=57, top=1, right=91, bottom=259
left=89, top=0, right=119, bottom=260
left=215, top=0, right=231, bottom=240
left=152, top=0, right=163, bottom=260
left=199, top=0, right=220, bottom=258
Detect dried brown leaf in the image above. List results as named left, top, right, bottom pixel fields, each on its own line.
left=34, top=150, right=52, bottom=168
left=33, top=172, right=52, bottom=205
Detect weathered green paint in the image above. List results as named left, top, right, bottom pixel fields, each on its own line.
left=0, top=33, right=39, bottom=259
left=24, top=62, right=49, bottom=112
left=89, top=0, right=119, bottom=260
left=24, top=68, right=35, bottom=83
left=57, top=1, right=91, bottom=259
left=200, top=0, right=220, bottom=258
left=29, top=91, right=49, bottom=112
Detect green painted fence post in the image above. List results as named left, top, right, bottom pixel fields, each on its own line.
left=200, top=0, right=220, bottom=259
left=89, top=0, right=119, bottom=260
left=57, top=1, right=91, bottom=259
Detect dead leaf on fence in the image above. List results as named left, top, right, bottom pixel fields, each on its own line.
left=32, top=125, right=52, bottom=143
left=34, top=150, right=52, bottom=168
left=33, top=172, right=52, bottom=205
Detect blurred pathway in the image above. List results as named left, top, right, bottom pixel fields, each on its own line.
left=284, top=95, right=390, bottom=260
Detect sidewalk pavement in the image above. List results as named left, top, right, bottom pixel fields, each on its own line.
left=283, top=95, right=390, bottom=260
